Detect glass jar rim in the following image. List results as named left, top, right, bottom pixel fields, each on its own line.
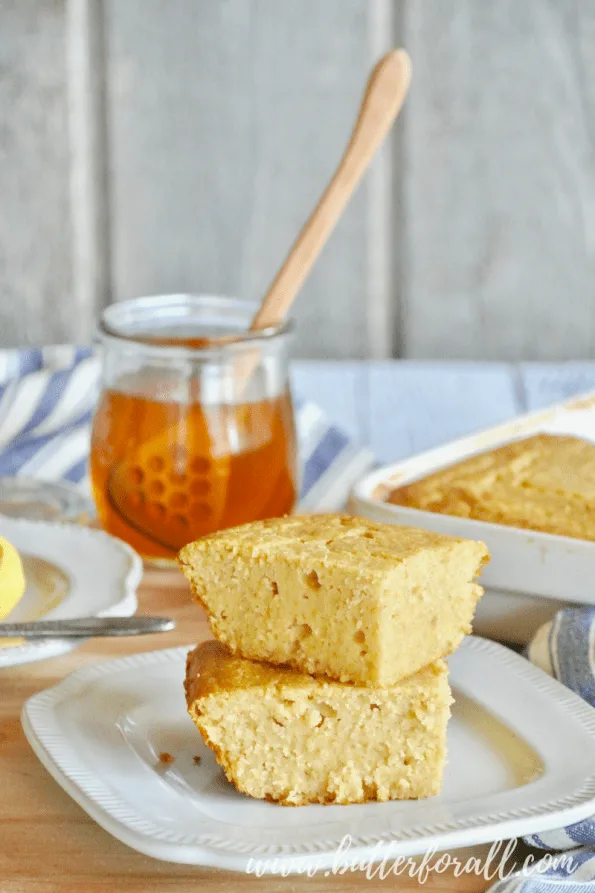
left=97, top=294, right=293, bottom=357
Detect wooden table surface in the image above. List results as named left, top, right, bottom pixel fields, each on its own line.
left=2, top=566, right=542, bottom=893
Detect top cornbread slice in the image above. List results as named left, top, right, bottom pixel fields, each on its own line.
left=178, top=514, right=488, bottom=685
left=387, top=433, right=595, bottom=541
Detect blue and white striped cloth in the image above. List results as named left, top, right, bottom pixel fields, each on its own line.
left=0, top=345, right=374, bottom=510
left=2, top=347, right=595, bottom=891
left=0, top=346, right=97, bottom=484
left=489, top=610, right=595, bottom=892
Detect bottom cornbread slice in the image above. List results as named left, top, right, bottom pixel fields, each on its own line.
left=185, top=641, right=452, bottom=806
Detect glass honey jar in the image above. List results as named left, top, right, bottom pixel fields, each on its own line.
left=91, top=295, right=297, bottom=563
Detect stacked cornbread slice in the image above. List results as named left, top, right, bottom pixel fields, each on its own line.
left=179, top=514, right=489, bottom=806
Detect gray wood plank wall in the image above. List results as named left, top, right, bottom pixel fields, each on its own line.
left=1, top=0, right=594, bottom=360
left=404, top=0, right=595, bottom=361
left=0, top=0, right=74, bottom=344
left=106, top=0, right=394, bottom=359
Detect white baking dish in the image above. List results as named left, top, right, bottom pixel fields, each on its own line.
left=349, top=391, right=595, bottom=644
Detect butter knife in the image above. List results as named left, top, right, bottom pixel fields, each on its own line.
left=0, top=616, right=175, bottom=638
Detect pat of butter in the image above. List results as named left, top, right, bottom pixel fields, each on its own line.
left=0, top=535, right=26, bottom=620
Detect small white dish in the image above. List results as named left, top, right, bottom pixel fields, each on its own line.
left=0, top=516, right=142, bottom=668
left=21, top=637, right=595, bottom=873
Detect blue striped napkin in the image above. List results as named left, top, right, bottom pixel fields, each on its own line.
left=488, top=610, right=595, bottom=892
left=0, top=345, right=374, bottom=510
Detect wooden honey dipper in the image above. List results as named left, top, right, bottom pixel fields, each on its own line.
left=250, top=48, right=411, bottom=335
left=107, top=50, right=412, bottom=552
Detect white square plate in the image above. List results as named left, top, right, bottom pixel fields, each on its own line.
left=22, top=637, right=595, bottom=873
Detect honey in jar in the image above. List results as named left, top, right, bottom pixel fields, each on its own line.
left=91, top=296, right=298, bottom=562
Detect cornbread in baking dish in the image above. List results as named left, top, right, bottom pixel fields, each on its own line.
left=178, top=514, right=488, bottom=685
left=387, top=433, right=595, bottom=541
left=185, top=641, right=452, bottom=806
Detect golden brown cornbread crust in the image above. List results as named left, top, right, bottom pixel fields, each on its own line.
left=387, top=433, right=595, bottom=541
left=185, top=642, right=452, bottom=806
left=180, top=513, right=472, bottom=570
left=179, top=514, right=488, bottom=686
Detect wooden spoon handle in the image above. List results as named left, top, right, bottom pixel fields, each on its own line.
left=250, top=49, right=412, bottom=332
